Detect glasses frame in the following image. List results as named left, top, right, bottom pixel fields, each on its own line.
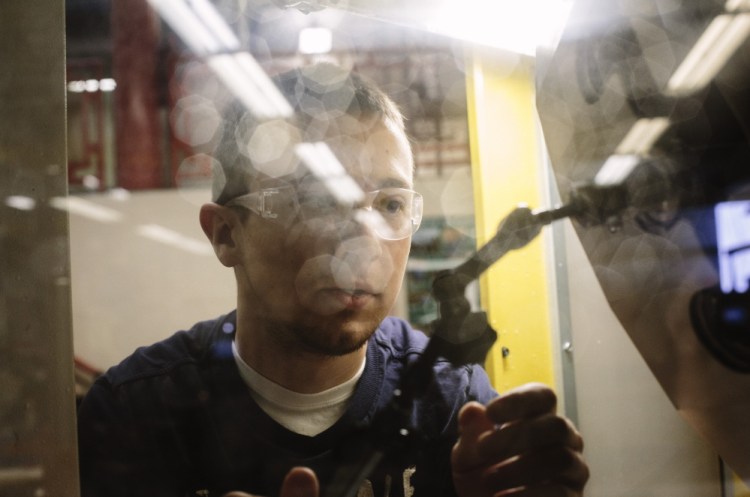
left=225, top=185, right=423, bottom=240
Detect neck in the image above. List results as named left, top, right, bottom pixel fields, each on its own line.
left=233, top=308, right=367, bottom=394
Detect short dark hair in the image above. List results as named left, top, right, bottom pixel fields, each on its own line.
left=211, top=63, right=406, bottom=204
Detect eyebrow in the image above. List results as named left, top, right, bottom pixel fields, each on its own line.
left=295, top=173, right=412, bottom=191
left=376, top=177, right=412, bottom=190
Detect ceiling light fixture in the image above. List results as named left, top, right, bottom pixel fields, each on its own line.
left=298, top=26, right=333, bottom=54
left=147, top=0, right=292, bottom=120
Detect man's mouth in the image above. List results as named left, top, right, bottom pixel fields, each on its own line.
left=323, top=287, right=377, bottom=310
left=342, top=288, right=371, bottom=296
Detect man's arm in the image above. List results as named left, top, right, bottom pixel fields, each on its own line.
left=451, top=383, right=589, bottom=497
left=228, top=383, right=588, bottom=497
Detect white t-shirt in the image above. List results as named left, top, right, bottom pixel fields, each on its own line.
left=232, top=341, right=365, bottom=437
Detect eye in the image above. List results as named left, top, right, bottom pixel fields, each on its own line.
left=374, top=191, right=408, bottom=216
left=384, top=198, right=405, bottom=213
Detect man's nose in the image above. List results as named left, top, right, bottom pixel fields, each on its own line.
left=328, top=208, right=383, bottom=240
left=334, top=235, right=383, bottom=269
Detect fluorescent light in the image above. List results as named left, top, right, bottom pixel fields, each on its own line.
left=298, top=27, right=333, bottom=54
left=67, top=81, right=86, bottom=93
left=67, top=78, right=117, bottom=93
left=295, top=142, right=346, bottom=178
left=5, top=195, right=36, bottom=211
left=148, top=0, right=220, bottom=55
left=148, top=0, right=291, bottom=120
left=667, top=13, right=750, bottom=95
left=188, top=0, right=240, bottom=51
left=594, top=154, right=641, bottom=186
left=207, top=53, right=293, bottom=120
left=50, top=197, right=123, bottom=223
left=207, top=55, right=273, bottom=117
left=233, top=52, right=294, bottom=118
left=99, top=78, right=117, bottom=92
left=427, top=0, right=573, bottom=56
left=614, top=117, right=670, bottom=155
left=136, top=224, right=214, bottom=256
left=147, top=0, right=239, bottom=56
left=294, top=142, right=364, bottom=204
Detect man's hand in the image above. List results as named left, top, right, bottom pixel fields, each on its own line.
left=452, top=383, right=589, bottom=496
left=224, top=467, right=319, bottom=497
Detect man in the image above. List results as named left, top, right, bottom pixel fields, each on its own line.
left=78, top=63, right=588, bottom=497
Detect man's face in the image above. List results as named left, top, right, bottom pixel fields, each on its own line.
left=233, top=117, right=414, bottom=356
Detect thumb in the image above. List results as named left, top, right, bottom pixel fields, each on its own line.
left=222, top=467, right=319, bottom=497
left=280, top=467, right=320, bottom=497
left=451, top=401, right=495, bottom=472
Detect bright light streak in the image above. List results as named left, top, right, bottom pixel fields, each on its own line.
left=427, top=0, right=573, bottom=56
left=99, top=78, right=117, bottom=91
left=136, top=224, right=214, bottom=256
left=206, top=53, right=293, bottom=120
left=233, top=52, right=294, bottom=118
left=189, top=0, right=241, bottom=51
left=147, top=0, right=234, bottom=55
left=5, top=195, right=36, bottom=211
left=0, top=466, right=44, bottom=484
left=148, top=0, right=292, bottom=120
left=726, top=0, right=750, bottom=12
left=67, top=78, right=117, bottom=93
left=50, top=197, right=123, bottom=223
left=614, top=117, right=671, bottom=155
left=666, top=13, right=750, bottom=95
left=594, top=154, right=641, bottom=186
left=294, top=142, right=364, bottom=204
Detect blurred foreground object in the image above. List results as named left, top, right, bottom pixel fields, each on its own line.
left=537, top=0, right=750, bottom=482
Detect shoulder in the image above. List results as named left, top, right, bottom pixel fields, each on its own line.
left=372, top=316, right=430, bottom=357
left=97, top=312, right=236, bottom=389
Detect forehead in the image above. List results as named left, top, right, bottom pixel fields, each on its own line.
left=321, top=117, right=413, bottom=187
left=255, top=116, right=414, bottom=190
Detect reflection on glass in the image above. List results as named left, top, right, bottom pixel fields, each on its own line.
left=716, top=201, right=750, bottom=294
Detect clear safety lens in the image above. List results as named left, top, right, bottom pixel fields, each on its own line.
left=226, top=186, right=423, bottom=240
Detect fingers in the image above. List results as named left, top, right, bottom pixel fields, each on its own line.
left=452, top=384, right=589, bottom=497
left=452, top=402, right=497, bottom=471
left=477, top=414, right=584, bottom=463
left=452, top=402, right=497, bottom=497
left=280, top=467, right=319, bottom=497
left=223, top=467, right=319, bottom=497
left=480, top=445, right=589, bottom=494
left=485, top=383, right=557, bottom=426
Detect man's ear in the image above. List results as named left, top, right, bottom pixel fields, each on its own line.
left=199, top=203, right=243, bottom=268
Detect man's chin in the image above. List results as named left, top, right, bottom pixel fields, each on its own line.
left=293, top=316, right=379, bottom=357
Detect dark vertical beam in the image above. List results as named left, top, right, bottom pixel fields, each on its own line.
left=0, top=0, right=79, bottom=495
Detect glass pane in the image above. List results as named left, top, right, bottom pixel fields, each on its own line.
left=1, top=1, right=79, bottom=495
left=3, top=0, right=749, bottom=496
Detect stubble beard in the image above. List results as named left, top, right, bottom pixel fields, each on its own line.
left=273, top=313, right=379, bottom=357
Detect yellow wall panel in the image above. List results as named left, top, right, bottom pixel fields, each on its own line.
left=465, top=51, right=555, bottom=393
